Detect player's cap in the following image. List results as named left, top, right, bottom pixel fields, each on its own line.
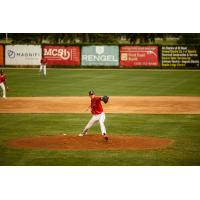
left=88, top=90, right=95, bottom=96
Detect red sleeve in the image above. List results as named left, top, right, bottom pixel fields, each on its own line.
left=97, top=96, right=101, bottom=101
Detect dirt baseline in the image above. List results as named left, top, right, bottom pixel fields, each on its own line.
left=1, top=96, right=200, bottom=114
left=7, top=135, right=173, bottom=151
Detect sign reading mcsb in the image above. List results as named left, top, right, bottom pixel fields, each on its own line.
left=120, top=46, right=159, bottom=67
left=43, top=46, right=80, bottom=66
left=0, top=45, right=3, bottom=65
left=81, top=46, right=119, bottom=66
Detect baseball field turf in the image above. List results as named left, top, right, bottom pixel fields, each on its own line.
left=0, top=68, right=200, bottom=166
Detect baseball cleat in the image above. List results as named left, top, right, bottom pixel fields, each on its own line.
left=103, top=133, right=108, bottom=141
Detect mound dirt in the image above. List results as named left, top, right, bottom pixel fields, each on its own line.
left=7, top=135, right=173, bottom=151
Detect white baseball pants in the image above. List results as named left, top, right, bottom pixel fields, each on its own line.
left=0, top=82, right=6, bottom=98
left=40, top=64, right=46, bottom=76
left=83, top=112, right=106, bottom=135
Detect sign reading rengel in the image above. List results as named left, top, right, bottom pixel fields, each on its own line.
left=82, top=46, right=119, bottom=66
left=5, top=45, right=41, bottom=65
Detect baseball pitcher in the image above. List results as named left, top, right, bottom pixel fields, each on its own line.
left=79, top=90, right=109, bottom=141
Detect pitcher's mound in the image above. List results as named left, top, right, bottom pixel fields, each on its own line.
left=7, top=135, right=173, bottom=151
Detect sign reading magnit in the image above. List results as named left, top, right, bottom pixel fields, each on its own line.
left=82, top=46, right=119, bottom=66
left=5, top=45, right=42, bottom=65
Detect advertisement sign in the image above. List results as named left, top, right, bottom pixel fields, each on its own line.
left=0, top=45, right=3, bottom=65
left=5, top=45, right=41, bottom=65
left=120, top=46, right=159, bottom=67
left=161, top=46, right=199, bottom=68
left=81, top=46, right=119, bottom=66
left=43, top=46, right=80, bottom=66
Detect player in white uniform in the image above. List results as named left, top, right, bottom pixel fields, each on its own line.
left=40, top=57, right=47, bottom=76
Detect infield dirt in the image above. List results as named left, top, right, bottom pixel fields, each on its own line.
left=1, top=96, right=200, bottom=114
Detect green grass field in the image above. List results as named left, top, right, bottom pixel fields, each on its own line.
left=0, top=113, right=200, bottom=166
left=4, top=68, right=200, bottom=96
left=0, top=68, right=200, bottom=166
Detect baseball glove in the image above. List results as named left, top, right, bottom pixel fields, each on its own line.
left=101, top=96, right=109, bottom=104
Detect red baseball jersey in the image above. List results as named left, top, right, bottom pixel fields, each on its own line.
left=41, top=58, right=47, bottom=64
left=90, top=96, right=103, bottom=114
left=0, top=74, right=6, bottom=83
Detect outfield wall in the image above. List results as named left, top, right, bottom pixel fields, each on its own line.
left=0, top=44, right=199, bottom=68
